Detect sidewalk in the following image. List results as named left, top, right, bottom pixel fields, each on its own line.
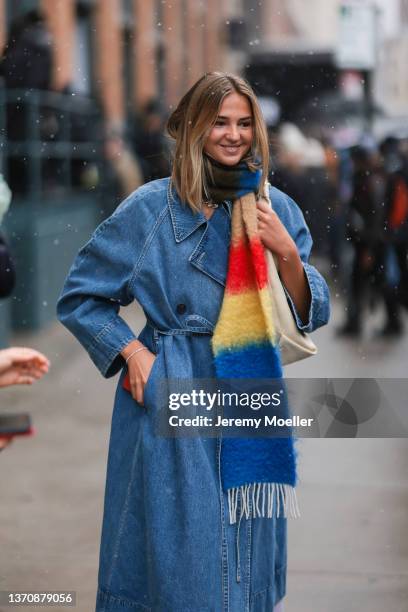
left=1, top=299, right=407, bottom=611
left=286, top=295, right=408, bottom=611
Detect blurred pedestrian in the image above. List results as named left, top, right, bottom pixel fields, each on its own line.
left=0, top=231, right=15, bottom=299
left=0, top=173, right=12, bottom=225
left=130, top=99, right=171, bottom=183
left=0, top=10, right=52, bottom=90
left=376, top=137, right=408, bottom=334
left=272, top=124, right=331, bottom=256
left=55, top=84, right=102, bottom=192
left=104, top=125, right=144, bottom=200
left=57, top=71, right=330, bottom=612
left=0, top=173, right=14, bottom=299
left=0, top=172, right=49, bottom=451
left=0, top=347, right=49, bottom=451
left=338, top=145, right=386, bottom=336
left=0, top=10, right=53, bottom=195
left=321, top=137, right=341, bottom=269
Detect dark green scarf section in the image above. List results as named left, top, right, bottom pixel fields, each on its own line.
left=203, top=154, right=263, bottom=204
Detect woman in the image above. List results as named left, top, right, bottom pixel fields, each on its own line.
left=57, top=73, right=330, bottom=612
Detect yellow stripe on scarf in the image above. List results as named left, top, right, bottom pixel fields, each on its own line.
left=212, top=286, right=277, bottom=354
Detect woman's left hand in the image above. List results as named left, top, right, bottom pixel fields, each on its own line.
left=256, top=198, right=311, bottom=325
left=256, top=198, right=297, bottom=258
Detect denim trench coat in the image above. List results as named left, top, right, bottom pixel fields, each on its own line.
left=57, top=177, right=330, bottom=612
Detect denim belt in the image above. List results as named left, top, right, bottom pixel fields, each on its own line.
left=146, top=318, right=214, bottom=340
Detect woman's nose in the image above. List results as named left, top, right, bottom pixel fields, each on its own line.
left=225, top=125, right=240, bottom=141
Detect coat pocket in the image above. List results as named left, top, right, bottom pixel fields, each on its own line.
left=122, top=344, right=161, bottom=407
left=143, top=349, right=161, bottom=408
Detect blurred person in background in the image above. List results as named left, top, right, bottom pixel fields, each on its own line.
left=50, top=84, right=102, bottom=194
left=271, top=123, right=309, bottom=205
left=321, top=137, right=341, bottom=271
left=376, top=137, right=408, bottom=335
left=104, top=124, right=144, bottom=201
left=0, top=347, right=50, bottom=451
left=272, top=123, right=332, bottom=258
left=338, top=144, right=386, bottom=337
left=0, top=10, right=52, bottom=90
left=57, top=72, right=330, bottom=612
left=335, top=147, right=354, bottom=289
left=0, top=10, right=53, bottom=195
left=130, top=98, right=171, bottom=183
left=0, top=173, right=11, bottom=222
left=0, top=172, right=49, bottom=451
left=0, top=173, right=14, bottom=298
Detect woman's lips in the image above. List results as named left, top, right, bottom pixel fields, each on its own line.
left=219, top=144, right=242, bottom=155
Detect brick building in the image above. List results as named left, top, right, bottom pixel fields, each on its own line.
left=0, top=0, right=246, bottom=131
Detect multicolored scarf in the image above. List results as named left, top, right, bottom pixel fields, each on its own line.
left=207, top=155, right=299, bottom=524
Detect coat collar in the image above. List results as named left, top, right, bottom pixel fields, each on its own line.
left=167, top=179, right=231, bottom=242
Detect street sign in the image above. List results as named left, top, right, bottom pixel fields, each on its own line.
left=336, top=1, right=377, bottom=70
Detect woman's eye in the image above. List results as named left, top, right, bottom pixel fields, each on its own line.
left=214, top=121, right=252, bottom=127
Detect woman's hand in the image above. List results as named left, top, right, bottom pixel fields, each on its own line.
left=121, top=341, right=156, bottom=406
left=256, top=198, right=297, bottom=260
left=256, top=198, right=311, bottom=326
left=0, top=347, right=50, bottom=388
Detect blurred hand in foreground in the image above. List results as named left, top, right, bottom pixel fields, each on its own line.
left=0, top=437, right=12, bottom=451
left=0, top=347, right=50, bottom=388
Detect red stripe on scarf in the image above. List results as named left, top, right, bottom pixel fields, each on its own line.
left=249, top=236, right=269, bottom=289
left=226, top=237, right=268, bottom=293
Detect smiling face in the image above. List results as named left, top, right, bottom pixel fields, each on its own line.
left=203, top=92, right=254, bottom=166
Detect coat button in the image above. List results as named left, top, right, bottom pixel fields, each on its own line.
left=176, top=303, right=186, bottom=314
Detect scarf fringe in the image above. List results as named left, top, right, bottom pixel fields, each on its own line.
left=227, top=483, right=300, bottom=524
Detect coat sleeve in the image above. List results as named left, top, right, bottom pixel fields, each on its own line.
left=269, top=187, right=331, bottom=334
left=56, top=190, right=155, bottom=378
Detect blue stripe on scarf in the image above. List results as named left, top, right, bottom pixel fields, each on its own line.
left=221, top=437, right=297, bottom=490
left=236, top=168, right=262, bottom=198
left=214, top=341, right=282, bottom=379
left=214, top=341, right=297, bottom=489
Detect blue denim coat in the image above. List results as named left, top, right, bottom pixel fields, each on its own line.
left=57, top=177, right=330, bottom=612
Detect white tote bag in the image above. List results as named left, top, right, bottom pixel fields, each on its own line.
left=262, top=183, right=317, bottom=366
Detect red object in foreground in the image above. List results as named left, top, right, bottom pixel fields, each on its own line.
left=0, top=427, right=35, bottom=440
left=123, top=373, right=131, bottom=392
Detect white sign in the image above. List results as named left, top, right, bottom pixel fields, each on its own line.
left=336, top=1, right=377, bottom=70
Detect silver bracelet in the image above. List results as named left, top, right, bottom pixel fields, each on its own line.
left=125, top=346, right=148, bottom=364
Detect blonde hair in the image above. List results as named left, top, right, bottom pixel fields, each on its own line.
left=167, top=72, right=270, bottom=212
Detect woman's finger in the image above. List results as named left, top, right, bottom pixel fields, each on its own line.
left=130, top=376, right=144, bottom=406
left=18, top=358, right=50, bottom=372
left=129, top=376, right=137, bottom=398
left=8, top=348, right=50, bottom=367
left=256, top=207, right=268, bottom=216
left=136, top=381, right=145, bottom=406
left=17, top=366, right=44, bottom=379
left=258, top=215, right=272, bottom=227
left=15, top=375, right=35, bottom=385
left=256, top=198, right=271, bottom=213
left=258, top=209, right=276, bottom=222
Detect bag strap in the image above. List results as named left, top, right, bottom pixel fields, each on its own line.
left=259, top=181, right=282, bottom=272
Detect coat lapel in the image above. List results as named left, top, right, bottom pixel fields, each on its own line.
left=167, top=179, right=231, bottom=287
